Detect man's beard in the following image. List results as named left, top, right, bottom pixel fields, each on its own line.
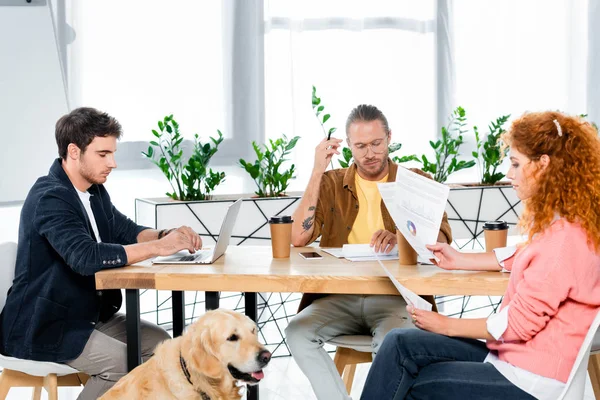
left=79, top=159, right=107, bottom=186
left=355, top=155, right=388, bottom=178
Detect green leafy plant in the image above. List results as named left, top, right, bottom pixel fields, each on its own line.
left=472, top=115, right=511, bottom=185
left=391, top=142, right=420, bottom=165
left=142, top=115, right=225, bottom=201
left=419, top=106, right=476, bottom=183
left=338, top=147, right=354, bottom=169
left=312, top=86, right=337, bottom=141
left=580, top=114, right=599, bottom=132
left=312, top=86, right=337, bottom=170
left=239, top=135, right=301, bottom=197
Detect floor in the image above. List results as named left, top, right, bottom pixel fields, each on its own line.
left=1, top=354, right=367, bottom=400
left=2, top=354, right=597, bottom=399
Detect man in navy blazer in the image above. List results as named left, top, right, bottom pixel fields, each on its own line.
left=0, top=107, right=203, bottom=399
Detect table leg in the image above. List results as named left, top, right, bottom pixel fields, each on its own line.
left=125, top=289, right=141, bottom=372
left=172, top=291, right=185, bottom=337
left=205, top=291, right=220, bottom=310
left=245, top=292, right=258, bottom=400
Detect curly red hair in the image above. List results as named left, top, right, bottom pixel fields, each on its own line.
left=501, top=111, right=600, bottom=252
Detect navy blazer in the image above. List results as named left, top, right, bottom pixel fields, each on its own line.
left=0, top=159, right=149, bottom=362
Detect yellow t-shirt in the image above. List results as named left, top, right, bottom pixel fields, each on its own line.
left=347, top=173, right=388, bottom=244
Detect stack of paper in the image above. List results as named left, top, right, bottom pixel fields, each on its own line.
left=322, top=244, right=399, bottom=262
left=322, top=244, right=435, bottom=264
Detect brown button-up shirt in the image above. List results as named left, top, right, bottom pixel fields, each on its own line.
left=306, top=160, right=453, bottom=247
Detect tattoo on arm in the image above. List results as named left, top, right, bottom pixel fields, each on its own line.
left=302, top=216, right=314, bottom=232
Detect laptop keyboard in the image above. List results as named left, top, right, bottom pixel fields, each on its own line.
left=178, top=251, right=211, bottom=262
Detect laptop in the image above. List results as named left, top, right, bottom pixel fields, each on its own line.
left=152, top=198, right=242, bottom=264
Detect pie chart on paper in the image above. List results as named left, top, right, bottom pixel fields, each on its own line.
left=407, top=220, right=417, bottom=236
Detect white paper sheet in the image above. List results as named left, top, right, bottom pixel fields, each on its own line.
left=337, top=244, right=399, bottom=261
left=342, top=243, right=398, bottom=257
left=374, top=256, right=433, bottom=311
left=321, top=248, right=345, bottom=258
left=377, top=168, right=450, bottom=260
left=324, top=246, right=433, bottom=264
left=346, top=254, right=399, bottom=262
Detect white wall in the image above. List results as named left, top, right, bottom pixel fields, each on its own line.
left=0, top=0, right=69, bottom=202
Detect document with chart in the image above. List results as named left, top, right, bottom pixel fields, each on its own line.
left=377, top=168, right=450, bottom=260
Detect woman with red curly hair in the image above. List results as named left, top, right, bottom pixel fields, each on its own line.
left=360, top=111, right=600, bottom=400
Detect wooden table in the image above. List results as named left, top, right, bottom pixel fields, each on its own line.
left=96, top=246, right=509, bottom=400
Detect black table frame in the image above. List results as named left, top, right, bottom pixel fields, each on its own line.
left=125, top=289, right=259, bottom=400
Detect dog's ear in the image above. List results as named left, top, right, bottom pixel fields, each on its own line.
left=184, top=326, right=222, bottom=379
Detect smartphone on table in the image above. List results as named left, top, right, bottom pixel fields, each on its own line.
left=299, top=251, right=323, bottom=260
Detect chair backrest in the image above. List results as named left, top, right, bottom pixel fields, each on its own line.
left=0, top=242, right=17, bottom=310
left=557, top=309, right=600, bottom=400
left=592, top=330, right=600, bottom=354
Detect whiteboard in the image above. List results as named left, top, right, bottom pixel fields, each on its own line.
left=0, top=0, right=69, bottom=202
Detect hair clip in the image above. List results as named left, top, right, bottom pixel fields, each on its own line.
left=553, top=119, right=563, bottom=137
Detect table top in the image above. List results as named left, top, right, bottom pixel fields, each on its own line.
left=95, top=246, right=509, bottom=296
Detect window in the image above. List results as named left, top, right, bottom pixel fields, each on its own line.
left=449, top=0, right=588, bottom=182
left=453, top=0, right=588, bottom=130
left=264, top=0, right=590, bottom=185
left=264, top=1, right=436, bottom=185
left=65, top=1, right=228, bottom=168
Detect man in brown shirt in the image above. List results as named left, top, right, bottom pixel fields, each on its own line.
left=285, top=104, right=452, bottom=400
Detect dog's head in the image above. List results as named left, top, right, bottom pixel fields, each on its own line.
left=180, top=309, right=271, bottom=385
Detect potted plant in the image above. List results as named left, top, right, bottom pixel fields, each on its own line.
left=238, top=135, right=300, bottom=197
left=472, top=115, right=511, bottom=185
left=137, top=114, right=240, bottom=248
left=418, top=106, right=476, bottom=183
left=137, top=114, right=303, bottom=249
left=142, top=114, right=226, bottom=201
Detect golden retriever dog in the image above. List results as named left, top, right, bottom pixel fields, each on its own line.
left=100, top=309, right=271, bottom=400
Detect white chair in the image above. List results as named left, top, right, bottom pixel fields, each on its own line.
left=0, top=242, right=88, bottom=400
left=587, top=330, right=600, bottom=399
left=557, top=309, right=600, bottom=400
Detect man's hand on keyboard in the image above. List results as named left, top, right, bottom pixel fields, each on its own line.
left=157, top=226, right=202, bottom=256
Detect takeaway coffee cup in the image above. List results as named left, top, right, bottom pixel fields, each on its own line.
left=483, top=220, right=509, bottom=252
left=269, top=216, right=293, bottom=258
left=396, top=230, right=418, bottom=265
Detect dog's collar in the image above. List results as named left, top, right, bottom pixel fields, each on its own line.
left=179, top=353, right=211, bottom=400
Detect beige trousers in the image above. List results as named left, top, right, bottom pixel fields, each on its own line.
left=65, top=313, right=170, bottom=400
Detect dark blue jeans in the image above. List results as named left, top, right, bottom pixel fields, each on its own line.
left=360, top=329, right=536, bottom=400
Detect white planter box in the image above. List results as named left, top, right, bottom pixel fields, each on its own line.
left=136, top=195, right=301, bottom=246
left=446, top=184, right=522, bottom=251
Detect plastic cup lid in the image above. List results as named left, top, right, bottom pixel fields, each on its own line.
left=269, top=215, right=293, bottom=224
left=483, top=220, right=509, bottom=230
